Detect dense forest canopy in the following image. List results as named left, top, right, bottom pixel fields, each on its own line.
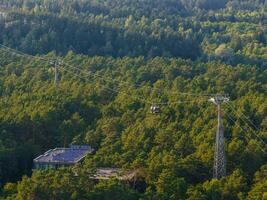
left=0, top=0, right=266, bottom=200
left=0, top=0, right=266, bottom=64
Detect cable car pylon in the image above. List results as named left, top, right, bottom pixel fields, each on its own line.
left=50, top=59, right=62, bottom=87
left=209, top=94, right=229, bottom=179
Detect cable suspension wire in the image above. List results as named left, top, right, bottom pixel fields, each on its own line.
left=62, top=61, right=210, bottom=103
left=0, top=46, right=33, bottom=62
left=0, top=44, right=47, bottom=61
left=61, top=60, right=213, bottom=98
left=49, top=57, right=266, bottom=145
left=2, top=43, right=265, bottom=153
left=1, top=12, right=260, bottom=99
left=62, top=61, right=138, bottom=90
left=0, top=45, right=126, bottom=97
left=226, top=103, right=267, bottom=147
left=152, top=98, right=208, bottom=105
left=224, top=111, right=266, bottom=154
left=64, top=62, right=145, bottom=90
left=60, top=62, right=211, bottom=105
left=60, top=67, right=128, bottom=96
left=226, top=113, right=266, bottom=154
left=0, top=44, right=214, bottom=100
left=0, top=44, right=216, bottom=108
left=60, top=65, right=156, bottom=104
left=60, top=65, right=209, bottom=106
left=225, top=104, right=267, bottom=148
left=226, top=101, right=262, bottom=132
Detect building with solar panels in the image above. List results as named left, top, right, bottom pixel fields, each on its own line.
left=33, top=145, right=94, bottom=169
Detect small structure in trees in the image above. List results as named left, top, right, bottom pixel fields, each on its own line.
left=90, top=168, right=138, bottom=181
left=33, top=145, right=94, bottom=169
left=89, top=168, right=144, bottom=192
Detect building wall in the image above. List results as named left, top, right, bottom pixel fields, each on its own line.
left=34, top=163, right=73, bottom=170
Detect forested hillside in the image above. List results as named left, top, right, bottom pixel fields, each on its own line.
left=0, top=0, right=266, bottom=199
left=0, top=0, right=266, bottom=64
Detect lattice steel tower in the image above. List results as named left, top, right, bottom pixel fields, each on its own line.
left=209, top=95, right=229, bottom=179
left=50, top=59, right=63, bottom=86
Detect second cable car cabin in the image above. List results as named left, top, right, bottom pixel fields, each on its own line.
left=150, top=104, right=160, bottom=114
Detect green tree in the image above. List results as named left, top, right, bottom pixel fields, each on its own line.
left=247, top=165, right=267, bottom=200
left=156, top=170, right=188, bottom=200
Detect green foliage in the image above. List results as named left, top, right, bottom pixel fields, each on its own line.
left=187, top=169, right=248, bottom=200
left=90, top=180, right=140, bottom=200
left=0, top=0, right=266, bottom=199
left=247, top=165, right=267, bottom=200
left=14, top=169, right=94, bottom=200
left=0, top=0, right=266, bottom=65
left=156, top=170, right=187, bottom=200
left=0, top=168, right=140, bottom=200
left=0, top=51, right=266, bottom=199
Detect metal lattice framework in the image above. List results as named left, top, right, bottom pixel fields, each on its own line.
left=50, top=59, right=63, bottom=87
left=210, top=95, right=229, bottom=179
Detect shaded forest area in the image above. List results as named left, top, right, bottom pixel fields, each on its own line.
left=0, top=0, right=266, bottom=65
left=0, top=0, right=266, bottom=199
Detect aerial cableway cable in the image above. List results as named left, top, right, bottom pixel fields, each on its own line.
left=224, top=111, right=266, bottom=154
left=226, top=101, right=264, bottom=132
left=0, top=44, right=47, bottom=61
left=60, top=61, right=209, bottom=105
left=0, top=44, right=211, bottom=106
left=59, top=60, right=214, bottom=99
left=0, top=44, right=214, bottom=97
left=225, top=102, right=267, bottom=147
left=60, top=65, right=208, bottom=106
left=224, top=104, right=267, bottom=152
left=47, top=57, right=206, bottom=105
left=1, top=44, right=266, bottom=154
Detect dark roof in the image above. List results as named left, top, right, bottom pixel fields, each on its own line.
left=34, top=145, right=93, bottom=164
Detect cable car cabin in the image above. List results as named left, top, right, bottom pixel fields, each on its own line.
left=150, top=104, right=160, bottom=114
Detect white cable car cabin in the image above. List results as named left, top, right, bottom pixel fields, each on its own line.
left=150, top=104, right=160, bottom=114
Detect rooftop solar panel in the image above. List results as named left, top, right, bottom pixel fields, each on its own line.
left=34, top=145, right=93, bottom=164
